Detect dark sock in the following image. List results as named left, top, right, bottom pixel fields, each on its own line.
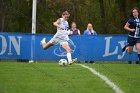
left=138, top=54, right=140, bottom=64
left=138, top=54, right=140, bottom=61
left=122, top=45, right=128, bottom=52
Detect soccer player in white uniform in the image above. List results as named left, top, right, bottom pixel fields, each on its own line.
left=40, top=11, right=76, bottom=65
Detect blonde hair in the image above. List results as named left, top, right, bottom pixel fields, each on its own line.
left=87, top=23, right=93, bottom=30
left=71, top=22, right=76, bottom=25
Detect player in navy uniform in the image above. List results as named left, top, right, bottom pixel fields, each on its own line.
left=123, top=7, right=140, bottom=64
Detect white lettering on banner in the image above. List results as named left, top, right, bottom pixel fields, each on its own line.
left=103, top=37, right=118, bottom=57
left=8, top=36, right=22, bottom=55
left=103, top=36, right=137, bottom=59
left=0, top=35, right=22, bottom=55
left=0, top=35, right=7, bottom=55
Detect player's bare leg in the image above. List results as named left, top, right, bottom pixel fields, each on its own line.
left=127, top=46, right=133, bottom=63
left=127, top=46, right=133, bottom=54
left=40, top=38, right=54, bottom=49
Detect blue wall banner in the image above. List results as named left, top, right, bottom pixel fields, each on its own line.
left=0, top=32, right=138, bottom=61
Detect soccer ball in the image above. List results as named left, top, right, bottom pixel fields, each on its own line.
left=59, top=59, right=68, bottom=66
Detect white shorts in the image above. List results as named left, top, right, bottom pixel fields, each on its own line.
left=49, top=30, right=69, bottom=45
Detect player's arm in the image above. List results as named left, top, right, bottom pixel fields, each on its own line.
left=53, top=19, right=64, bottom=30
left=78, top=29, right=81, bottom=35
left=67, top=29, right=73, bottom=35
left=124, top=22, right=135, bottom=32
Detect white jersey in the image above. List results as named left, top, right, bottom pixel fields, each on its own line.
left=57, top=18, right=69, bottom=31
left=49, top=18, right=69, bottom=45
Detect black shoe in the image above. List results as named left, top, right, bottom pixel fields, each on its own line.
left=128, top=61, right=132, bottom=64
left=136, top=61, right=139, bottom=64
left=85, top=61, right=88, bottom=63
left=89, top=61, right=94, bottom=63
left=136, top=61, right=140, bottom=65
left=122, top=45, right=127, bottom=52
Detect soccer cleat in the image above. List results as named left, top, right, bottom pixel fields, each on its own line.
left=40, top=38, right=46, bottom=45
left=68, top=62, right=73, bottom=65
left=72, top=58, right=77, bottom=63
left=122, top=45, right=128, bottom=52
left=68, top=58, right=77, bottom=65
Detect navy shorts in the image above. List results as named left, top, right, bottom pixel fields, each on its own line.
left=127, top=36, right=140, bottom=46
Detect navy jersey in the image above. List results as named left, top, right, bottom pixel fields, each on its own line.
left=127, top=18, right=140, bottom=38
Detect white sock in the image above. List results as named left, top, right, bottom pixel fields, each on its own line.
left=67, top=53, right=72, bottom=63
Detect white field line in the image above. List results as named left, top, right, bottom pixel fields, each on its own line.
left=77, top=64, right=124, bottom=93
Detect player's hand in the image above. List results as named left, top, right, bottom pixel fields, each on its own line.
left=59, top=27, right=64, bottom=30
left=130, top=29, right=135, bottom=32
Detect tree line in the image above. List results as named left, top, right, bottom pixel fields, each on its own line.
left=0, top=0, right=140, bottom=34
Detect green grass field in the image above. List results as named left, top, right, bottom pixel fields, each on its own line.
left=0, top=61, right=140, bottom=93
